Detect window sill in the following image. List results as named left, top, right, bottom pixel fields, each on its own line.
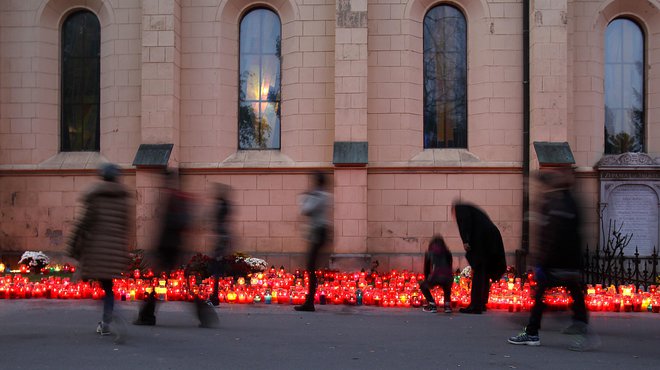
left=180, top=150, right=299, bottom=169
left=0, top=152, right=109, bottom=172
left=370, top=149, right=520, bottom=168
left=37, top=152, right=106, bottom=169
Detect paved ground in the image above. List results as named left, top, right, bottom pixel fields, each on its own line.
left=1, top=299, right=659, bottom=369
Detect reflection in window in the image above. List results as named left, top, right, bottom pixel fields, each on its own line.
left=605, top=18, right=645, bottom=154
left=61, top=10, right=100, bottom=152
left=423, top=5, right=467, bottom=149
left=239, top=8, right=281, bottom=149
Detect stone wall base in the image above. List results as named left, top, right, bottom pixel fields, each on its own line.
left=329, top=253, right=372, bottom=272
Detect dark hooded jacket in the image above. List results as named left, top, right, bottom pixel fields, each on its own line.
left=454, top=203, right=506, bottom=280
left=536, top=188, right=583, bottom=270
left=423, top=238, right=453, bottom=283
left=155, top=189, right=193, bottom=271
left=68, top=181, right=131, bottom=280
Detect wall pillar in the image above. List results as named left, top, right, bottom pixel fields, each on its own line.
left=331, top=1, right=369, bottom=270
left=135, top=0, right=182, bottom=249
left=529, top=0, right=570, bottom=167
left=528, top=0, right=570, bottom=258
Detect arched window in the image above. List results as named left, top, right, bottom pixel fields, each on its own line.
left=605, top=18, right=645, bottom=154
left=238, top=8, right=281, bottom=149
left=423, top=5, right=467, bottom=149
left=61, top=10, right=100, bottom=152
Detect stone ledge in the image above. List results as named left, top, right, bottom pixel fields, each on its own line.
left=0, top=152, right=110, bottom=170
left=371, top=149, right=519, bottom=168
left=179, top=150, right=332, bottom=169
left=329, top=253, right=372, bottom=271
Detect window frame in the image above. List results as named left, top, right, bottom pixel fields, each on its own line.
left=604, top=17, right=646, bottom=154
left=237, top=7, right=282, bottom=150
left=422, top=4, right=468, bottom=150
left=60, top=9, right=101, bottom=152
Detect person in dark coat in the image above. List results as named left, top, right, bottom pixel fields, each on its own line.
left=208, top=183, right=233, bottom=306
left=68, top=162, right=131, bottom=336
left=419, top=235, right=454, bottom=313
left=508, top=167, right=592, bottom=350
left=452, top=202, right=506, bottom=314
left=134, top=170, right=218, bottom=328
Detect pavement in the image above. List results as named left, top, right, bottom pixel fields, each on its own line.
left=1, top=299, right=659, bottom=370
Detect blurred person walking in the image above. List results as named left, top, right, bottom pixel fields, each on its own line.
left=508, top=167, right=595, bottom=351
left=419, top=235, right=454, bottom=313
left=294, top=171, right=332, bottom=312
left=68, top=163, right=131, bottom=336
left=452, top=202, right=506, bottom=314
left=134, top=169, right=218, bottom=328
left=208, top=183, right=233, bottom=307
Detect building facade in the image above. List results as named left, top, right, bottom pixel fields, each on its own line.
left=1, top=0, right=659, bottom=271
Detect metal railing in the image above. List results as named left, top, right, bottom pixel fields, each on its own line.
left=583, top=245, right=659, bottom=290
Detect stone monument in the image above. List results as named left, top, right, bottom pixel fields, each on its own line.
left=596, top=153, right=660, bottom=256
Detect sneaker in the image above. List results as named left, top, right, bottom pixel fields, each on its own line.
left=422, top=304, right=437, bottom=313
left=459, top=306, right=482, bottom=314
left=133, top=317, right=156, bottom=326
left=508, top=332, right=540, bottom=346
left=96, top=322, right=111, bottom=336
left=561, top=322, right=587, bottom=335
left=568, top=332, right=601, bottom=352
left=294, top=304, right=315, bottom=312
left=443, top=304, right=452, bottom=313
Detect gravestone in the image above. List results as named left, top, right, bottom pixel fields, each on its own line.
left=597, top=153, right=660, bottom=256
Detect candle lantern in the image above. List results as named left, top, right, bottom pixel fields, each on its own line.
left=586, top=285, right=595, bottom=296
left=624, top=298, right=633, bottom=312
left=613, top=295, right=621, bottom=312
left=277, top=289, right=288, bottom=304
left=642, top=295, right=651, bottom=312
left=652, top=298, right=660, bottom=313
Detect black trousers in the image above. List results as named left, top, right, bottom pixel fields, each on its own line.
left=469, top=267, right=490, bottom=310
left=209, top=259, right=227, bottom=304
left=303, top=226, right=327, bottom=306
left=99, top=279, right=114, bottom=324
left=419, top=278, right=452, bottom=305
left=525, top=271, right=588, bottom=335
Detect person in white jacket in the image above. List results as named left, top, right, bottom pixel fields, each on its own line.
left=294, top=171, right=331, bottom=312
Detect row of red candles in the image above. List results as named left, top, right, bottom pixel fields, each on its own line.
left=1, top=269, right=659, bottom=313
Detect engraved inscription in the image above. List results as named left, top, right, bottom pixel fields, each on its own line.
left=605, top=185, right=659, bottom=256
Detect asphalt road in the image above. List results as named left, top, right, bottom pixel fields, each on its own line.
left=1, top=300, right=659, bottom=369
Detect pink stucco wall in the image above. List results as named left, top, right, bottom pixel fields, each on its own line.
left=1, top=0, right=659, bottom=271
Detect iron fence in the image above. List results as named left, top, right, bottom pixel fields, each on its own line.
left=583, top=245, right=659, bottom=290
